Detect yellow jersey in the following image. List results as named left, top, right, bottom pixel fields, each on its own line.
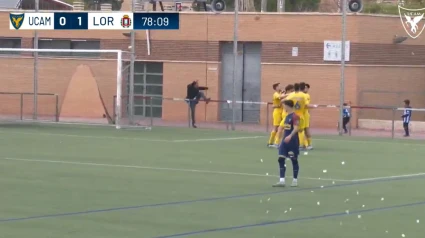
left=304, top=93, right=311, bottom=113
left=286, top=91, right=306, bottom=116
left=272, top=92, right=283, bottom=111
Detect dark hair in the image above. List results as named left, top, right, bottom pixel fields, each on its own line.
left=273, top=83, right=280, bottom=90
left=285, top=84, right=294, bottom=92
left=283, top=100, right=294, bottom=108
left=343, top=103, right=348, bottom=106
left=404, top=99, right=410, bottom=105
left=299, top=82, right=306, bottom=91
left=305, top=84, right=310, bottom=89
left=294, top=83, right=300, bottom=91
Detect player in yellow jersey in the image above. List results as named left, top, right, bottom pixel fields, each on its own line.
left=267, top=83, right=285, bottom=147
left=297, top=82, right=312, bottom=150
left=284, top=83, right=307, bottom=150
left=274, top=84, right=295, bottom=146
left=301, top=83, right=313, bottom=150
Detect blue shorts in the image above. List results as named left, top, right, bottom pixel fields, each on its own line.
left=279, top=140, right=299, bottom=158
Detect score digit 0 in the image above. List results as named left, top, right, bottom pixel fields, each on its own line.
left=59, top=17, right=66, bottom=26
left=59, top=16, right=82, bottom=26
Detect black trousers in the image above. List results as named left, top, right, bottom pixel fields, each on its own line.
left=188, top=91, right=207, bottom=126
left=342, top=117, right=350, bottom=133
left=403, top=122, right=409, bottom=136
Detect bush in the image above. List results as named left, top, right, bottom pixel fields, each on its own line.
left=363, top=1, right=425, bottom=15
left=266, top=0, right=320, bottom=12
left=224, top=0, right=320, bottom=12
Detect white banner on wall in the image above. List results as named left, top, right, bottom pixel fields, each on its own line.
left=323, top=40, right=350, bottom=62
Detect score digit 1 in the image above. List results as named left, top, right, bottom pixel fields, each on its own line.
left=54, top=13, right=88, bottom=30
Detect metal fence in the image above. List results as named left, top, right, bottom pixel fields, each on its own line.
left=0, top=92, right=59, bottom=122
left=109, top=95, right=425, bottom=139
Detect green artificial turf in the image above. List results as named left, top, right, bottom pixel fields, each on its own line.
left=0, top=124, right=424, bottom=238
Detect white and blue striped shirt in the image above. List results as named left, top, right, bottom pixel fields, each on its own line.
left=402, top=107, right=412, bottom=123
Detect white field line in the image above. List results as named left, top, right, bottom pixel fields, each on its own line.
left=0, top=130, right=167, bottom=142
left=0, top=130, right=264, bottom=143
left=1, top=157, right=350, bottom=182
left=315, top=138, right=425, bottom=147
left=352, top=172, right=425, bottom=182
left=1, top=129, right=424, bottom=146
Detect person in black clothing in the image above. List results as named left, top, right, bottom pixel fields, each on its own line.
left=186, top=81, right=210, bottom=128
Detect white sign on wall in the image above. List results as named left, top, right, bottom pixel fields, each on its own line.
left=292, top=47, right=298, bottom=57
left=323, top=41, right=350, bottom=62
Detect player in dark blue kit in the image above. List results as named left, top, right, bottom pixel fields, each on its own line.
left=273, top=100, right=300, bottom=188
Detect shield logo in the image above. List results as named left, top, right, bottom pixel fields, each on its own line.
left=10, top=13, right=25, bottom=30
left=398, top=6, right=425, bottom=39
left=121, top=15, right=132, bottom=28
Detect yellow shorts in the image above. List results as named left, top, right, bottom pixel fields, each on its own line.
left=273, top=109, right=283, bottom=126
left=279, top=112, right=287, bottom=127
left=304, top=112, right=310, bottom=128
left=298, top=116, right=305, bottom=131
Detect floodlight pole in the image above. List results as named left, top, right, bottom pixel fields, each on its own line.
left=129, top=0, right=136, bottom=124
left=33, top=0, right=39, bottom=120
left=231, top=0, right=239, bottom=131
left=339, top=0, right=347, bottom=136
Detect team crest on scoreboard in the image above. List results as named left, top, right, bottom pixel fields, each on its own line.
left=10, top=13, right=25, bottom=30
left=398, top=5, right=425, bottom=39
left=121, top=15, right=132, bottom=28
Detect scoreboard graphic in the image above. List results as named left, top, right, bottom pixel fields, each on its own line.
left=9, top=12, right=179, bottom=30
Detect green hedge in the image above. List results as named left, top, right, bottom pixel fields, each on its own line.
left=363, top=3, right=424, bottom=15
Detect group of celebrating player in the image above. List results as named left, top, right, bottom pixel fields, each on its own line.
left=268, top=82, right=316, bottom=188
left=268, top=82, right=313, bottom=150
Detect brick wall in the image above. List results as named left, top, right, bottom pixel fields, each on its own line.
left=1, top=12, right=425, bottom=127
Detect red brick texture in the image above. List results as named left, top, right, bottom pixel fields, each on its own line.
left=1, top=12, right=424, bottom=127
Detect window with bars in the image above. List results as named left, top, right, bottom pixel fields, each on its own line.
left=130, top=62, right=163, bottom=118
left=38, top=39, right=101, bottom=57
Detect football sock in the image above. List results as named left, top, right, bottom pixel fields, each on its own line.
left=291, top=157, right=299, bottom=179
left=278, top=157, right=286, bottom=178
left=268, top=131, right=277, bottom=144
left=298, top=131, right=305, bottom=147
left=274, top=132, right=281, bottom=145
left=307, top=138, right=312, bottom=146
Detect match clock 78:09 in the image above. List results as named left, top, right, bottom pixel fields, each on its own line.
left=134, top=13, right=179, bottom=30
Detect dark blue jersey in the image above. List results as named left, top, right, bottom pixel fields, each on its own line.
left=402, top=107, right=412, bottom=123
left=279, top=112, right=300, bottom=158
left=283, top=112, right=300, bottom=141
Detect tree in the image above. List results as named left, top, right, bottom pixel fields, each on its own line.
left=83, top=0, right=123, bottom=11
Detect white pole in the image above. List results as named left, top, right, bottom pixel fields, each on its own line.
left=339, top=0, right=347, bottom=136
left=0, top=49, right=121, bottom=53
left=231, top=0, right=239, bottom=131
left=277, top=0, right=284, bottom=12
left=261, top=0, right=267, bottom=12
left=146, top=30, right=151, bottom=55
left=129, top=0, right=135, bottom=124
left=116, top=51, right=123, bottom=129
left=33, top=0, right=39, bottom=120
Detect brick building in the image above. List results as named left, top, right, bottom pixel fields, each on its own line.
left=0, top=12, right=424, bottom=129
